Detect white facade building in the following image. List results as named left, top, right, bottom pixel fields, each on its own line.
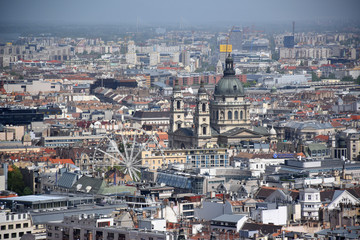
left=299, top=188, right=321, bottom=220
left=0, top=211, right=33, bottom=240
left=251, top=205, right=288, bottom=225
left=4, top=80, right=61, bottom=94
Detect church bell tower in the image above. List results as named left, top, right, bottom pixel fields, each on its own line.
left=169, top=79, right=185, bottom=148
left=194, top=80, right=211, bottom=148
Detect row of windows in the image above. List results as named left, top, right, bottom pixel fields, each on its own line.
left=0, top=223, right=28, bottom=230
left=304, top=204, right=317, bottom=208
left=4, top=214, right=27, bottom=221
left=213, top=110, right=245, bottom=120
left=145, top=159, right=184, bottom=165
left=0, top=231, right=31, bottom=239
left=187, top=155, right=227, bottom=160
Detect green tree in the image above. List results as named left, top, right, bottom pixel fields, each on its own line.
left=356, top=75, right=360, bottom=85
left=8, top=165, right=25, bottom=195
left=23, top=187, right=33, bottom=195
left=311, top=72, right=321, bottom=82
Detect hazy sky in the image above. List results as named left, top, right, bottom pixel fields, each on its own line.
left=1, top=0, right=360, bottom=25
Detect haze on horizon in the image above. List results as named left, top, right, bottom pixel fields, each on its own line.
left=1, top=0, right=360, bottom=26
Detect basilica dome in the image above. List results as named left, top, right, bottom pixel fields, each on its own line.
left=214, top=55, right=245, bottom=97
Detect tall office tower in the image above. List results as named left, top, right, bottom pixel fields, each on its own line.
left=181, top=50, right=190, bottom=67
left=229, top=26, right=242, bottom=51
left=283, top=36, right=295, bottom=48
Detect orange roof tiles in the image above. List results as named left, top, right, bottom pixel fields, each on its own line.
left=49, top=159, right=74, bottom=165
left=331, top=121, right=344, bottom=128
left=314, top=135, right=329, bottom=142
left=157, top=132, right=168, bottom=141
left=351, top=115, right=360, bottom=120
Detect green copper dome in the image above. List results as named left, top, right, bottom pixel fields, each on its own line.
left=214, top=55, right=245, bottom=97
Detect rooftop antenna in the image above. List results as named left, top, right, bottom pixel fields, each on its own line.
left=292, top=21, right=295, bottom=36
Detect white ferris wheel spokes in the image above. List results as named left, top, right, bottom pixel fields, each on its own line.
left=92, top=127, right=164, bottom=181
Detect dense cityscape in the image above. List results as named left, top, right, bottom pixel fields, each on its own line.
left=1, top=1, right=360, bottom=240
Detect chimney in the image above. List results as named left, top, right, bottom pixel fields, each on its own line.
left=87, top=232, right=92, bottom=240
left=155, top=208, right=160, bottom=219
left=142, top=211, right=146, bottom=219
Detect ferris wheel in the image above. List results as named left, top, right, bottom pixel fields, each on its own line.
left=92, top=127, right=165, bottom=181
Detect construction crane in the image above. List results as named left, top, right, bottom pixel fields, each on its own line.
left=225, top=26, right=235, bottom=54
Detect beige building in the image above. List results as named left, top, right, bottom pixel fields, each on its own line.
left=331, top=130, right=360, bottom=161
left=0, top=211, right=33, bottom=240
left=0, top=125, right=25, bottom=141
left=4, top=80, right=61, bottom=94
left=282, top=121, right=335, bottom=142
left=141, top=148, right=229, bottom=170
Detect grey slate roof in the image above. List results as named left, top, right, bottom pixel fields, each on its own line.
left=132, top=111, right=170, bottom=119
left=176, top=128, right=194, bottom=137
left=210, top=127, right=220, bottom=136
left=316, top=226, right=360, bottom=239
left=57, top=172, right=80, bottom=189
left=221, top=127, right=261, bottom=137
left=212, top=214, right=247, bottom=223
left=70, top=176, right=105, bottom=194
left=252, top=126, right=269, bottom=135
left=285, top=121, right=333, bottom=130
left=30, top=204, right=126, bottom=225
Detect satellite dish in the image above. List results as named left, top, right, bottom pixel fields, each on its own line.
left=85, top=186, right=92, bottom=193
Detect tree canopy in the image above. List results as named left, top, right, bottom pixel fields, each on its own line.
left=8, top=165, right=32, bottom=196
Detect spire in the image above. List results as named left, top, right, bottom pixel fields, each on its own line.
left=223, top=54, right=235, bottom=76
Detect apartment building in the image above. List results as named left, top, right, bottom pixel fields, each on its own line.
left=46, top=214, right=176, bottom=240
left=0, top=211, right=33, bottom=240
left=141, top=148, right=229, bottom=170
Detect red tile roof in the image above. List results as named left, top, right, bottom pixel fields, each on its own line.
left=49, top=159, right=74, bottom=165
left=331, top=121, right=344, bottom=128
left=314, top=135, right=329, bottom=142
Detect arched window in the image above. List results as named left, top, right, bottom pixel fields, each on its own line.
left=240, top=111, right=243, bottom=119
left=177, top=123, right=181, bottom=129
left=234, top=111, right=239, bottom=120
left=177, top=101, right=181, bottom=109
left=202, top=127, right=206, bottom=135
left=228, top=111, right=232, bottom=120
left=220, top=111, right=224, bottom=119
left=202, top=103, right=206, bottom=112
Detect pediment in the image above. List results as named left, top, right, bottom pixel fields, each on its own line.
left=222, top=128, right=262, bottom=138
